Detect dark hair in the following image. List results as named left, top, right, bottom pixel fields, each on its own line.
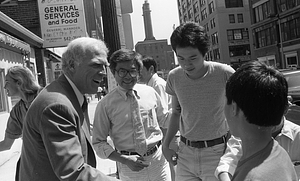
left=226, top=61, right=288, bottom=127
left=141, top=56, right=157, bottom=73
left=170, top=22, right=210, bottom=56
left=109, top=49, right=143, bottom=74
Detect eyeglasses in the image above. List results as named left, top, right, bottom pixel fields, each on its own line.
left=116, top=68, right=138, bottom=78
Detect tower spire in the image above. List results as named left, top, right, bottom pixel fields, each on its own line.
left=142, top=0, right=155, bottom=41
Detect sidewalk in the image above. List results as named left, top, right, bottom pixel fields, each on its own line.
left=0, top=97, right=117, bottom=180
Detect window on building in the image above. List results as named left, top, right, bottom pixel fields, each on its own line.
left=282, top=16, right=300, bottom=42
left=225, top=0, right=243, bottom=8
left=253, top=1, right=271, bottom=23
left=208, top=51, right=213, bottom=61
left=237, top=14, right=243, bottom=23
left=200, top=0, right=206, bottom=7
left=242, top=29, right=249, bottom=39
left=262, top=2, right=269, bottom=20
left=0, top=69, right=6, bottom=112
left=201, top=8, right=207, bottom=20
left=195, top=14, right=200, bottom=23
left=204, top=23, right=209, bottom=32
left=211, top=32, right=219, bottom=45
left=208, top=2, right=215, bottom=14
left=184, top=15, right=188, bottom=22
left=210, top=18, right=216, bottom=29
left=206, top=50, right=211, bottom=61
left=193, top=1, right=199, bottom=13
left=286, top=0, right=300, bottom=10
left=278, top=0, right=287, bottom=12
left=229, top=45, right=251, bottom=57
left=213, top=48, right=220, bottom=60
left=188, top=8, right=193, bottom=19
left=254, top=24, right=276, bottom=48
left=227, top=28, right=249, bottom=40
left=182, top=2, right=187, bottom=13
left=229, top=14, right=235, bottom=23
left=286, top=55, right=298, bottom=68
left=234, top=29, right=242, bottom=40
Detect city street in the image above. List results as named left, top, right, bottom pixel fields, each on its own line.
left=0, top=96, right=117, bottom=180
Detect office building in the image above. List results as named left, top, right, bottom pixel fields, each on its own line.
left=249, top=0, right=300, bottom=69
left=177, top=0, right=255, bottom=69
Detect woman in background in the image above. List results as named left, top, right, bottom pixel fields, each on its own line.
left=0, top=66, right=41, bottom=180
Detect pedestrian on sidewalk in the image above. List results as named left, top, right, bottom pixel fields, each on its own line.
left=139, top=55, right=179, bottom=181
left=0, top=66, right=42, bottom=180
left=222, top=61, right=297, bottom=180
left=162, top=22, right=235, bottom=181
left=92, top=49, right=171, bottom=181
left=19, top=37, right=118, bottom=181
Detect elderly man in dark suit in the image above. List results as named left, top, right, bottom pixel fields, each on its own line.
left=19, top=37, right=118, bottom=181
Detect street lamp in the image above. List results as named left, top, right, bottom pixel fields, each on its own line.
left=277, top=16, right=285, bottom=68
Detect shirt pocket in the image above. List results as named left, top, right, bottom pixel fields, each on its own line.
left=140, top=106, right=158, bottom=128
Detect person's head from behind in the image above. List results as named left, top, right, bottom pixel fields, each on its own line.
left=139, top=56, right=157, bottom=84
left=225, top=61, right=288, bottom=136
left=4, top=66, right=41, bottom=97
left=62, top=37, right=109, bottom=94
left=109, top=49, right=142, bottom=90
left=170, top=22, right=210, bottom=78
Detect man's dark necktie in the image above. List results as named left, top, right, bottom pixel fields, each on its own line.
left=81, top=95, right=96, bottom=166
left=82, top=96, right=91, bottom=133
left=82, top=96, right=88, bottom=113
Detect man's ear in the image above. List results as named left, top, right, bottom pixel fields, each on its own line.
left=149, top=65, right=155, bottom=74
left=16, top=80, right=21, bottom=86
left=69, top=61, right=77, bottom=73
left=232, top=101, right=238, bottom=116
left=283, top=104, right=289, bottom=115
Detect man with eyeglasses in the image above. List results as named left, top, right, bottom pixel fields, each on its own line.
left=92, top=49, right=171, bottom=181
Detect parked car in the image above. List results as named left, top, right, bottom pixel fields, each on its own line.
left=286, top=104, right=300, bottom=126
left=281, top=69, right=300, bottom=106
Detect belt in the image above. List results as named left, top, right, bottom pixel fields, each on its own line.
left=120, top=141, right=161, bottom=156
left=180, top=134, right=227, bottom=148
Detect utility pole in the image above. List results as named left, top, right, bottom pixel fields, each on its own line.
left=100, top=0, right=126, bottom=57
left=277, top=16, right=285, bottom=68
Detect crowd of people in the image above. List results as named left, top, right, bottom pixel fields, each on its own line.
left=0, top=22, right=299, bottom=181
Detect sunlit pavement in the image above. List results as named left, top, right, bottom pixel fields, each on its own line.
left=0, top=96, right=117, bottom=180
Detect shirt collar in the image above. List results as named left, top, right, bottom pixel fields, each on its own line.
left=279, top=117, right=294, bottom=141
left=116, top=85, right=139, bottom=101
left=116, top=85, right=130, bottom=101
left=147, top=73, right=158, bottom=86
left=65, top=75, right=84, bottom=107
